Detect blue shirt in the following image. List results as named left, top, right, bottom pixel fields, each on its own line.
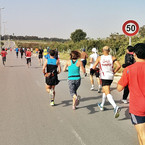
left=15, top=48, right=19, bottom=52
left=68, top=60, right=80, bottom=80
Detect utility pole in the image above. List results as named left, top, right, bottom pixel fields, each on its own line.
left=3, top=21, right=7, bottom=41
left=0, top=7, right=4, bottom=50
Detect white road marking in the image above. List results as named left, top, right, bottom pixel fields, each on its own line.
left=72, top=129, right=86, bottom=145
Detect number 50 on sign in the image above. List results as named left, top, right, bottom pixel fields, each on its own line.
left=122, top=20, right=139, bottom=36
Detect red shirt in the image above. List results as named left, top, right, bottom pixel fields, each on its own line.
left=118, top=62, right=145, bottom=116
left=1, top=51, right=7, bottom=57
left=26, top=51, right=31, bottom=58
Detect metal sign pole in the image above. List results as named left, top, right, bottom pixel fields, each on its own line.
left=129, top=36, right=131, bottom=45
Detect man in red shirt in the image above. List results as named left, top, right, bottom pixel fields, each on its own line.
left=26, top=48, right=31, bottom=68
left=1, top=48, right=7, bottom=65
left=117, top=43, right=145, bottom=145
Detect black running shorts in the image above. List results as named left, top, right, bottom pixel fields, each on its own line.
left=101, top=79, right=113, bottom=87
left=90, top=68, right=99, bottom=77
left=26, top=58, right=31, bottom=64
left=130, top=113, right=145, bottom=125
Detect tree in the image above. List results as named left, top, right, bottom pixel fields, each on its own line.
left=70, top=29, right=87, bottom=43
left=139, top=25, right=145, bottom=37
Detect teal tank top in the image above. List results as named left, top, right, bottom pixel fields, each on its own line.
left=68, top=60, right=81, bottom=80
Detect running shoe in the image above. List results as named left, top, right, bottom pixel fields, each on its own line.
left=114, top=106, right=121, bottom=118
left=121, top=99, right=128, bottom=104
left=98, top=88, right=101, bottom=93
left=76, top=95, right=81, bottom=106
left=90, top=87, right=94, bottom=91
left=50, top=101, right=55, bottom=106
left=98, top=103, right=104, bottom=111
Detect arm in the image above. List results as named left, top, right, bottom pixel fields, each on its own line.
left=117, top=68, right=128, bottom=92
left=92, top=56, right=100, bottom=69
left=57, top=60, right=61, bottom=74
left=117, top=84, right=125, bottom=92
left=113, top=56, right=121, bottom=74
left=89, top=57, right=93, bottom=63
left=63, top=61, right=69, bottom=72
left=42, top=59, right=47, bottom=75
left=80, top=61, right=85, bottom=74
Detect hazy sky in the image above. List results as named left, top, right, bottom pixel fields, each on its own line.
left=0, top=0, right=145, bottom=39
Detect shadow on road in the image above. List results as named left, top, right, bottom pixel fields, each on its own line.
left=5, top=65, right=25, bottom=68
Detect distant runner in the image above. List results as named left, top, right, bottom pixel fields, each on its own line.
left=89, top=48, right=101, bottom=92
left=15, top=48, right=19, bottom=58
left=43, top=50, right=61, bottom=106
left=38, top=48, right=43, bottom=66
left=93, top=46, right=121, bottom=118
left=26, top=48, right=31, bottom=68
left=43, top=48, right=48, bottom=60
left=63, top=51, right=86, bottom=110
left=1, top=48, right=7, bottom=66
left=121, top=45, right=135, bottom=104
left=20, top=47, right=24, bottom=58
left=81, top=48, right=88, bottom=76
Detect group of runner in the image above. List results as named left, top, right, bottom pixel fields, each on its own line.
left=42, top=43, right=145, bottom=145
left=1, top=43, right=145, bottom=145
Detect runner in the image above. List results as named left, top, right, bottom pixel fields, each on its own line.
left=81, top=48, right=88, bottom=76
left=26, top=48, right=31, bottom=68
left=63, top=51, right=86, bottom=110
left=38, top=48, right=43, bottom=66
left=89, top=48, right=101, bottom=92
left=117, top=43, right=145, bottom=145
left=20, top=47, right=24, bottom=58
left=43, top=50, right=61, bottom=106
left=43, top=48, right=48, bottom=60
left=15, top=48, right=19, bottom=58
left=93, top=46, right=121, bottom=118
left=121, top=45, right=135, bottom=104
left=0, top=48, right=7, bottom=66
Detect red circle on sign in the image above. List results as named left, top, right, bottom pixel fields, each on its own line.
left=122, top=20, right=139, bottom=36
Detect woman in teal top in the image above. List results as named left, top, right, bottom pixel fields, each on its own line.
left=63, top=51, right=86, bottom=110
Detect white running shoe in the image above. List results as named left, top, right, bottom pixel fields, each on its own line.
left=121, top=99, right=128, bottom=104
left=90, top=87, right=94, bottom=91
left=98, top=103, right=104, bottom=111
left=98, top=88, right=101, bottom=93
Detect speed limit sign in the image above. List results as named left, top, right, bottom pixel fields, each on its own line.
left=122, top=20, right=139, bottom=36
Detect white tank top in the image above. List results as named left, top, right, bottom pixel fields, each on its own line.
left=100, top=55, right=114, bottom=80
left=89, top=53, right=99, bottom=68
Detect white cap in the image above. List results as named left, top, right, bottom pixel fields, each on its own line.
left=92, top=48, right=97, bottom=53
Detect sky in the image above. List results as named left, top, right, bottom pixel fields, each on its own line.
left=0, top=0, right=145, bottom=39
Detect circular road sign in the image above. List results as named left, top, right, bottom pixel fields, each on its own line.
left=122, top=20, right=139, bottom=36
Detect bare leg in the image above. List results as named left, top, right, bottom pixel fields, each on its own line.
left=135, top=123, right=145, bottom=145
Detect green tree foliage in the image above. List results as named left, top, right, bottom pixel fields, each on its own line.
left=139, top=25, right=145, bottom=37
left=70, top=29, right=87, bottom=43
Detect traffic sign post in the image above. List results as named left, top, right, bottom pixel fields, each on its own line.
left=122, top=20, right=139, bottom=45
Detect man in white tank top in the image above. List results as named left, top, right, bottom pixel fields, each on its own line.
left=89, top=48, right=101, bottom=92
left=93, top=46, right=121, bottom=118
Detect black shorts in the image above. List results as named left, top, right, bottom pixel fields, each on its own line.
left=90, top=68, right=99, bottom=77
left=82, top=60, right=87, bottom=68
left=45, top=75, right=59, bottom=86
left=2, top=57, right=6, bottom=62
left=101, top=79, right=113, bottom=87
left=130, top=114, right=145, bottom=125
left=38, top=55, right=43, bottom=59
left=26, top=58, right=31, bottom=64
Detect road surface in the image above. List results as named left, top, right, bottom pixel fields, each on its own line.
left=0, top=51, right=138, bottom=145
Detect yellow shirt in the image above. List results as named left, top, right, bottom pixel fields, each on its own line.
left=43, top=49, right=47, bottom=56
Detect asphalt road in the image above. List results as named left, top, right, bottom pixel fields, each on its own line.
left=0, top=51, right=138, bottom=145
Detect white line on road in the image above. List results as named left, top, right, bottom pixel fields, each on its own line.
left=35, top=80, right=42, bottom=87
left=72, top=129, right=86, bottom=145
